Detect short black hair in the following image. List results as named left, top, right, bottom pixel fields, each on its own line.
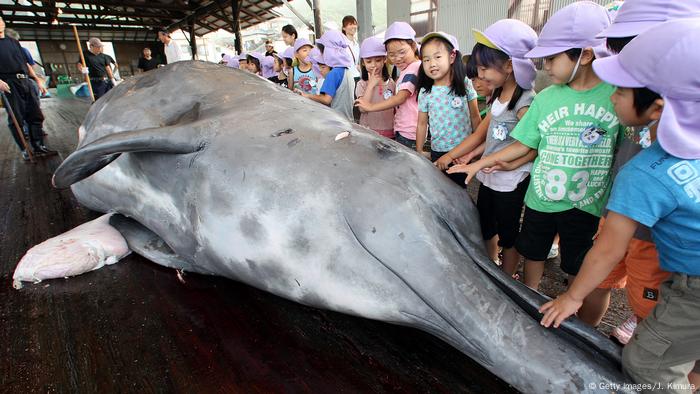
left=564, top=48, right=583, bottom=61
left=472, top=43, right=525, bottom=111
left=632, top=87, right=661, bottom=116
left=464, top=54, right=478, bottom=79
left=282, top=25, right=298, bottom=40
left=606, top=36, right=635, bottom=54
left=417, top=36, right=466, bottom=97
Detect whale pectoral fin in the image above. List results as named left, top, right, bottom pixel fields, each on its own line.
left=52, top=126, right=207, bottom=188
left=108, top=214, right=198, bottom=273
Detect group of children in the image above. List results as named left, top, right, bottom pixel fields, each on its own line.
left=223, top=1, right=699, bottom=389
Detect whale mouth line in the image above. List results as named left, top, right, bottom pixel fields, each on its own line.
left=342, top=215, right=489, bottom=364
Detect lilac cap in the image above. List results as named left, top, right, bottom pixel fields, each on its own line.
left=592, top=18, right=700, bottom=159
left=421, top=31, right=459, bottom=51
left=526, top=1, right=610, bottom=59
left=226, top=56, right=240, bottom=69
left=384, top=21, right=416, bottom=44
left=317, top=30, right=354, bottom=68
left=309, top=47, right=325, bottom=79
left=597, top=0, right=700, bottom=38
left=293, top=38, right=313, bottom=53
left=237, top=52, right=248, bottom=61
left=248, top=52, right=265, bottom=63
left=262, top=56, right=277, bottom=78
left=360, top=36, right=386, bottom=58
left=603, top=1, right=625, bottom=23
left=472, top=19, right=538, bottom=89
left=281, top=46, right=295, bottom=60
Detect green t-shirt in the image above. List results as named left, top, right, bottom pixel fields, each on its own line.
left=511, top=82, right=624, bottom=217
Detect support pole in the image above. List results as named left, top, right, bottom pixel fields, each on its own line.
left=72, top=25, right=95, bottom=103
left=312, top=0, right=323, bottom=39
left=356, top=0, right=373, bottom=42
left=231, top=0, right=242, bottom=54
left=1, top=92, right=35, bottom=162
left=188, top=21, right=198, bottom=60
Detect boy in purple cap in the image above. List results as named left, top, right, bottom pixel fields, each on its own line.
left=300, top=30, right=355, bottom=121
left=586, top=0, right=700, bottom=346
left=355, top=21, right=422, bottom=149
left=288, top=39, right=318, bottom=95
left=540, top=18, right=700, bottom=391
left=448, top=2, right=625, bottom=306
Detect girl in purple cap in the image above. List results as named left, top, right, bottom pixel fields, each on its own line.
left=444, top=19, right=539, bottom=276
left=540, top=18, right=700, bottom=391
left=246, top=53, right=263, bottom=76
left=415, top=31, right=480, bottom=187
left=356, top=37, right=396, bottom=139
left=355, top=21, right=422, bottom=149
left=449, top=3, right=626, bottom=305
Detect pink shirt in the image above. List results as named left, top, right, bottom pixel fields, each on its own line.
left=355, top=78, right=396, bottom=135
left=394, top=60, right=421, bottom=140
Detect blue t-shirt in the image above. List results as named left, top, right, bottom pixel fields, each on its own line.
left=320, top=67, right=345, bottom=97
left=417, top=77, right=478, bottom=152
left=22, top=47, right=35, bottom=66
left=607, top=141, right=700, bottom=275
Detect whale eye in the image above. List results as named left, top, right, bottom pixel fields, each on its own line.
left=271, top=128, right=295, bottom=137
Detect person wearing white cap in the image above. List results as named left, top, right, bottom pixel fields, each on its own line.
left=76, top=37, right=116, bottom=100
left=449, top=2, right=626, bottom=299
left=355, top=36, right=396, bottom=139
left=415, top=31, right=480, bottom=187
left=540, top=18, right=700, bottom=392
left=446, top=19, right=539, bottom=276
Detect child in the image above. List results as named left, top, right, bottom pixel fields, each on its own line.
left=246, top=53, right=264, bottom=75
left=448, top=2, right=622, bottom=296
left=237, top=52, right=248, bottom=71
left=288, top=38, right=318, bottom=95
left=539, top=18, right=700, bottom=391
left=452, top=20, right=539, bottom=275
left=355, top=36, right=396, bottom=139
left=355, top=21, right=421, bottom=149
left=300, top=32, right=355, bottom=121
left=415, top=31, right=480, bottom=187
left=267, top=55, right=288, bottom=88
left=581, top=0, right=700, bottom=340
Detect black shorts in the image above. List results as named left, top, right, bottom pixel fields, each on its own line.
left=515, top=207, right=599, bottom=275
left=476, top=176, right=529, bottom=248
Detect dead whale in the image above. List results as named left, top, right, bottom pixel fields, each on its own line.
left=53, top=61, right=630, bottom=393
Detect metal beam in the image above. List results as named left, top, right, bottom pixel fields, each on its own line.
left=312, top=0, right=323, bottom=38
left=232, top=0, right=242, bottom=53
left=6, top=15, right=151, bottom=27
left=356, top=0, right=373, bottom=41
left=0, top=4, right=182, bottom=19
left=56, top=0, right=193, bottom=12
left=188, top=20, right=197, bottom=59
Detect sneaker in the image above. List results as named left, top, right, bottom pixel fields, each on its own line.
left=34, top=145, right=58, bottom=156
left=547, top=244, right=559, bottom=259
left=20, top=150, right=29, bottom=161
left=611, top=315, right=638, bottom=345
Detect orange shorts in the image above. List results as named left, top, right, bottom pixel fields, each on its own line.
left=598, top=238, right=670, bottom=318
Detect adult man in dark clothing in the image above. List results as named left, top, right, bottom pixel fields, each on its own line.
left=0, top=16, right=55, bottom=160
left=137, top=47, right=159, bottom=72
left=264, top=40, right=277, bottom=57
left=77, top=37, right=115, bottom=100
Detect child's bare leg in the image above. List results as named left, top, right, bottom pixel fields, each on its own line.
left=501, top=247, right=520, bottom=277
left=578, top=285, right=612, bottom=327
left=486, top=235, right=500, bottom=262
left=523, top=259, right=545, bottom=290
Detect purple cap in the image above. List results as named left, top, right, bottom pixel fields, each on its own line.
left=316, top=30, right=354, bottom=68
left=526, top=1, right=610, bottom=59
left=472, top=19, right=538, bottom=89
left=309, top=47, right=325, bottom=79
left=360, top=36, right=386, bottom=58
left=262, top=56, right=277, bottom=78
left=421, top=31, right=459, bottom=51
left=592, top=18, right=700, bottom=159
left=597, top=0, right=700, bottom=38
left=384, top=21, right=416, bottom=44
left=603, top=1, right=625, bottom=23
left=226, top=56, right=240, bottom=69
left=281, top=46, right=295, bottom=60
left=293, top=38, right=313, bottom=53
left=237, top=52, right=248, bottom=61
left=248, top=52, right=265, bottom=63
